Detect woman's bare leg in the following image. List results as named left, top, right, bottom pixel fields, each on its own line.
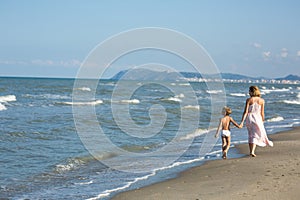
left=249, top=143, right=256, bottom=157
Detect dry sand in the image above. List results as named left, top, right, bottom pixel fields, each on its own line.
left=113, top=127, right=300, bottom=200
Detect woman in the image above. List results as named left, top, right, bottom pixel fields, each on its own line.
left=241, top=86, right=273, bottom=157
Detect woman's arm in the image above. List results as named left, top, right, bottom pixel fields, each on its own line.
left=240, top=98, right=250, bottom=126
left=260, top=99, right=265, bottom=121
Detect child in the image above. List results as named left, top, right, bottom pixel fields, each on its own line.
left=215, top=106, right=242, bottom=159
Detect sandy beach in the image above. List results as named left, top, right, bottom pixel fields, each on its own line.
left=113, top=127, right=300, bottom=200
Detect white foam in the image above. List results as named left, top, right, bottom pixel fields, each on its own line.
left=182, top=105, right=200, bottom=110
left=54, top=158, right=85, bottom=173
left=0, top=95, right=16, bottom=111
left=281, top=92, right=300, bottom=105
left=206, top=90, right=223, bottom=94
left=261, top=87, right=290, bottom=94
left=267, top=116, right=284, bottom=122
left=120, top=99, right=140, bottom=104
left=74, top=180, right=93, bottom=185
left=62, top=100, right=103, bottom=106
left=0, top=95, right=16, bottom=103
left=163, top=97, right=182, bottom=102
left=0, top=103, right=7, bottom=111
left=24, top=94, right=70, bottom=100
left=43, top=94, right=70, bottom=99
left=87, top=171, right=157, bottom=200
left=103, top=82, right=115, bottom=86
left=283, top=100, right=300, bottom=105
left=179, top=128, right=208, bottom=140
left=76, top=87, right=91, bottom=92
left=230, top=93, right=246, bottom=97
left=178, top=83, right=190, bottom=86
left=175, top=93, right=185, bottom=98
left=266, top=123, right=295, bottom=129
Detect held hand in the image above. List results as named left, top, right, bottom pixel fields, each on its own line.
left=239, top=122, right=244, bottom=128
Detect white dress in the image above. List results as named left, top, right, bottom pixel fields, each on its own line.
left=246, top=102, right=273, bottom=147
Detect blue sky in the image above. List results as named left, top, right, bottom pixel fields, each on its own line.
left=0, top=0, right=299, bottom=78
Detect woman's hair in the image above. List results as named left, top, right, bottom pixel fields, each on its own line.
left=249, top=85, right=261, bottom=97
left=223, top=106, right=232, bottom=115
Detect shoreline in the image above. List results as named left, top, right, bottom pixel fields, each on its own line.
left=112, top=126, right=300, bottom=200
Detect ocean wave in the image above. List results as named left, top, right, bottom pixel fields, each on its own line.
left=182, top=105, right=200, bottom=110
left=75, top=87, right=91, bottom=92
left=175, top=93, right=185, bottom=98
left=230, top=93, right=246, bottom=97
left=54, top=158, right=86, bottom=173
left=0, top=95, right=16, bottom=111
left=206, top=90, right=223, bottom=94
left=24, top=94, right=71, bottom=100
left=121, top=144, right=152, bottom=152
left=178, top=83, right=190, bottom=86
left=163, top=97, right=182, bottom=102
left=266, top=123, right=296, bottom=130
left=267, top=116, right=284, bottom=122
left=87, top=170, right=158, bottom=200
left=0, top=95, right=17, bottom=103
left=104, top=82, right=116, bottom=86
left=54, top=153, right=117, bottom=174
left=282, top=100, right=300, bottom=105
left=74, top=180, right=93, bottom=185
left=60, top=100, right=103, bottom=106
left=179, top=128, right=208, bottom=140
left=119, top=99, right=140, bottom=104
left=261, top=87, right=290, bottom=94
left=161, top=93, right=185, bottom=103
left=44, top=94, right=70, bottom=100
left=281, top=92, right=300, bottom=105
left=0, top=103, right=7, bottom=111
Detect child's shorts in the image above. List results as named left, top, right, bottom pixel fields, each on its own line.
left=221, top=130, right=231, bottom=137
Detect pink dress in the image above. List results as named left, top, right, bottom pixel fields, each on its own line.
left=246, top=102, right=273, bottom=147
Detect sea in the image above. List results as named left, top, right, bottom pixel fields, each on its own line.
left=0, top=77, right=299, bottom=200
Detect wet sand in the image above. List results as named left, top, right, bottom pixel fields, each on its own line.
left=113, top=127, right=300, bottom=200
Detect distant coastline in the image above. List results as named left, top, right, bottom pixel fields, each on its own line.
left=1, top=71, right=299, bottom=84
left=111, top=69, right=300, bottom=84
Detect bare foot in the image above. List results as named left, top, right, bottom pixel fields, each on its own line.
left=250, top=153, right=256, bottom=157
left=222, top=152, right=227, bottom=159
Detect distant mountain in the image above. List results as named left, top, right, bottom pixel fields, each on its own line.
left=111, top=69, right=184, bottom=81
left=275, top=74, right=300, bottom=81
left=220, top=73, right=257, bottom=80
left=110, top=69, right=300, bottom=82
